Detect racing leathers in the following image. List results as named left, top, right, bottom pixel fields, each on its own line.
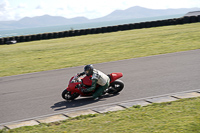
left=79, top=69, right=110, bottom=99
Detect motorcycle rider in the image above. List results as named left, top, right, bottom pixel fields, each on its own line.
left=78, top=64, right=110, bottom=100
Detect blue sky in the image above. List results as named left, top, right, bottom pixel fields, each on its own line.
left=0, top=0, right=200, bottom=21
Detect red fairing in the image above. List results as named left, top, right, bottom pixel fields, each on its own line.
left=66, top=87, right=71, bottom=91
left=110, top=73, right=123, bottom=83
left=67, top=82, right=81, bottom=93
left=68, top=82, right=79, bottom=90
left=82, top=75, right=92, bottom=86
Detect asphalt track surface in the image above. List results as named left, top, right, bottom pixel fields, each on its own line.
left=0, top=49, right=200, bottom=125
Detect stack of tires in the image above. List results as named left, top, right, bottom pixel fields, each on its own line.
left=1, top=15, right=200, bottom=45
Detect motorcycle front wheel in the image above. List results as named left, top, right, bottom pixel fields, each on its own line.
left=107, top=79, right=124, bottom=94
left=62, top=89, right=80, bottom=100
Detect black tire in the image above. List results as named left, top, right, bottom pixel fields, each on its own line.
left=107, top=79, right=124, bottom=94
left=62, top=89, right=79, bottom=100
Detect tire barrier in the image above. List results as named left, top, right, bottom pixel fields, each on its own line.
left=1, top=15, right=200, bottom=45
left=190, top=16, right=197, bottom=23
left=63, top=31, right=69, bottom=37
left=25, top=35, right=31, bottom=42
left=91, top=28, right=96, bottom=34
left=198, top=15, right=200, bottom=22
left=96, top=28, right=102, bottom=34
left=52, top=32, right=57, bottom=38
left=0, top=38, right=3, bottom=45
left=79, top=29, right=86, bottom=35
left=106, top=26, right=112, bottom=32
left=41, top=33, right=47, bottom=40
left=19, top=36, right=25, bottom=42
left=74, top=30, right=80, bottom=36
left=182, top=16, right=190, bottom=24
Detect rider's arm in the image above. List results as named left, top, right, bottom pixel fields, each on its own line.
left=84, top=79, right=97, bottom=92
left=78, top=72, right=85, bottom=77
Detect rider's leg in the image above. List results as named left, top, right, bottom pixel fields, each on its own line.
left=92, top=82, right=109, bottom=99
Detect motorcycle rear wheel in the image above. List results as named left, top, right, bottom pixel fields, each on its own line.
left=62, top=89, right=79, bottom=100
left=107, top=79, right=124, bottom=94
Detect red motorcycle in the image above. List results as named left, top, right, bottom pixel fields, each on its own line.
left=62, top=73, right=124, bottom=100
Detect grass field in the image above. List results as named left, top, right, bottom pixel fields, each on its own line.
left=0, top=23, right=200, bottom=77
left=1, top=97, right=200, bottom=133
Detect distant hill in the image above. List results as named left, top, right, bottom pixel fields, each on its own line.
left=184, top=11, right=200, bottom=16
left=15, top=15, right=89, bottom=27
left=93, top=6, right=200, bottom=22
left=0, top=6, right=200, bottom=30
left=0, top=15, right=89, bottom=30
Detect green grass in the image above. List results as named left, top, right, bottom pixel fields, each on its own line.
left=1, top=97, right=200, bottom=133
left=0, top=23, right=200, bottom=77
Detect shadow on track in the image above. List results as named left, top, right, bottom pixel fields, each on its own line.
left=51, top=94, right=119, bottom=111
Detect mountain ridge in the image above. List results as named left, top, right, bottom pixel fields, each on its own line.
left=93, top=6, right=200, bottom=21
left=0, top=6, right=199, bottom=30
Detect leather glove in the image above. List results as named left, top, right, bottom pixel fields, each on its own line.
left=77, top=72, right=85, bottom=77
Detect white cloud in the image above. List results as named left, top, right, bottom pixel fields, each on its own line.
left=17, top=3, right=26, bottom=9
left=50, top=0, right=130, bottom=19
left=130, top=0, right=200, bottom=9
left=36, top=5, right=43, bottom=9
left=0, top=0, right=15, bottom=21
left=0, top=0, right=9, bottom=11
